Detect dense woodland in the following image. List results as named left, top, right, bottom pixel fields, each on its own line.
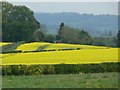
left=1, top=2, right=120, bottom=47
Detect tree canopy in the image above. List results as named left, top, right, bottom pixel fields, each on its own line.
left=57, top=23, right=92, bottom=44
left=117, top=30, right=120, bottom=47
left=2, top=2, right=40, bottom=42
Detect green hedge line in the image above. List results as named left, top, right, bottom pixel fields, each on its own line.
left=2, top=48, right=81, bottom=54
left=2, top=63, right=120, bottom=75
left=2, top=41, right=25, bottom=53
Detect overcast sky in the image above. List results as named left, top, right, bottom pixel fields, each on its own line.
left=9, top=2, right=118, bottom=15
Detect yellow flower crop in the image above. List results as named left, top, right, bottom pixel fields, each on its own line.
left=16, top=42, right=49, bottom=51
left=44, top=43, right=108, bottom=51
left=2, top=48, right=118, bottom=65
left=1, top=42, right=118, bottom=65
left=0, top=42, right=12, bottom=46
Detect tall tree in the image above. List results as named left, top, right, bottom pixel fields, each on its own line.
left=117, top=30, right=120, bottom=47
left=2, top=2, right=40, bottom=42
left=56, top=22, right=64, bottom=41
left=0, top=2, right=2, bottom=41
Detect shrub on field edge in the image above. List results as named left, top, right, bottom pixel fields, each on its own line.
left=2, top=62, right=119, bottom=75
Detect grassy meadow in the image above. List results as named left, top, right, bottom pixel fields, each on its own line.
left=2, top=73, right=119, bottom=88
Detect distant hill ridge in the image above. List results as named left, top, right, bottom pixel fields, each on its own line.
left=34, top=12, right=118, bottom=36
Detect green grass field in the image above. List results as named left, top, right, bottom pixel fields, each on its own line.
left=2, top=73, right=119, bottom=88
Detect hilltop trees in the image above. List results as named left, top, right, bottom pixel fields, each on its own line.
left=78, top=30, right=92, bottom=45
left=2, top=2, right=103, bottom=46
left=0, top=3, right=2, bottom=42
left=56, top=22, right=92, bottom=44
left=33, top=29, right=45, bottom=41
left=2, top=2, right=40, bottom=42
left=117, top=30, right=120, bottom=47
left=44, top=34, right=56, bottom=43
left=56, top=22, right=64, bottom=41
left=92, top=37, right=105, bottom=46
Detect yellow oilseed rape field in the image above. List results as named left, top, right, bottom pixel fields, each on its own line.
left=15, top=42, right=109, bottom=52
left=44, top=43, right=108, bottom=51
left=16, top=42, right=49, bottom=51
left=1, top=48, right=118, bottom=65
left=0, top=42, right=12, bottom=46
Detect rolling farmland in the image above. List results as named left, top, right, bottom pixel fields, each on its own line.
left=43, top=43, right=108, bottom=51
left=0, top=42, right=12, bottom=46
left=1, top=42, right=119, bottom=65
left=2, top=1, right=119, bottom=88
left=16, top=42, right=49, bottom=52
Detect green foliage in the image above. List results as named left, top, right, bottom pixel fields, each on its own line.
left=78, top=30, right=92, bottom=45
left=2, top=63, right=119, bottom=75
left=117, top=30, right=120, bottom=47
left=33, top=30, right=45, bottom=41
left=92, top=37, right=105, bottom=46
left=57, top=23, right=92, bottom=44
left=2, top=2, right=40, bottom=42
left=44, top=34, right=56, bottom=43
left=1, top=41, right=24, bottom=53
left=92, top=37, right=116, bottom=47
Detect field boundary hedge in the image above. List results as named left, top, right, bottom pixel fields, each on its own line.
left=2, top=62, right=120, bottom=75
left=2, top=41, right=25, bottom=53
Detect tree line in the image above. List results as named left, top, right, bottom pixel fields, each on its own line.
left=1, top=2, right=120, bottom=47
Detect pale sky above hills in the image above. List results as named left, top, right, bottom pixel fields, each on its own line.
left=7, top=1, right=118, bottom=15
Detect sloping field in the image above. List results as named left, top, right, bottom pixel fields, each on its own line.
left=1, top=48, right=118, bottom=65
left=16, top=42, right=50, bottom=52
left=0, top=42, right=12, bottom=46
left=15, top=42, right=109, bottom=52
left=44, top=43, right=108, bottom=51
left=2, top=41, right=24, bottom=53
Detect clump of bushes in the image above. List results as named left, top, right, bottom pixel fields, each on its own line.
left=2, top=63, right=119, bottom=76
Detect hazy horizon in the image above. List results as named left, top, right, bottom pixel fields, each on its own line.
left=10, top=2, right=118, bottom=15
left=34, top=12, right=117, bottom=16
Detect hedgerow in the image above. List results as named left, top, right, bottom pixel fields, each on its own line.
left=2, top=62, right=119, bottom=75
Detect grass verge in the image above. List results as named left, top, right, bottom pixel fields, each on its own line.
left=2, top=72, right=119, bottom=88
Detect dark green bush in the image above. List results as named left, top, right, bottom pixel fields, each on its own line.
left=2, top=62, right=119, bottom=76
left=43, top=65, right=54, bottom=75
